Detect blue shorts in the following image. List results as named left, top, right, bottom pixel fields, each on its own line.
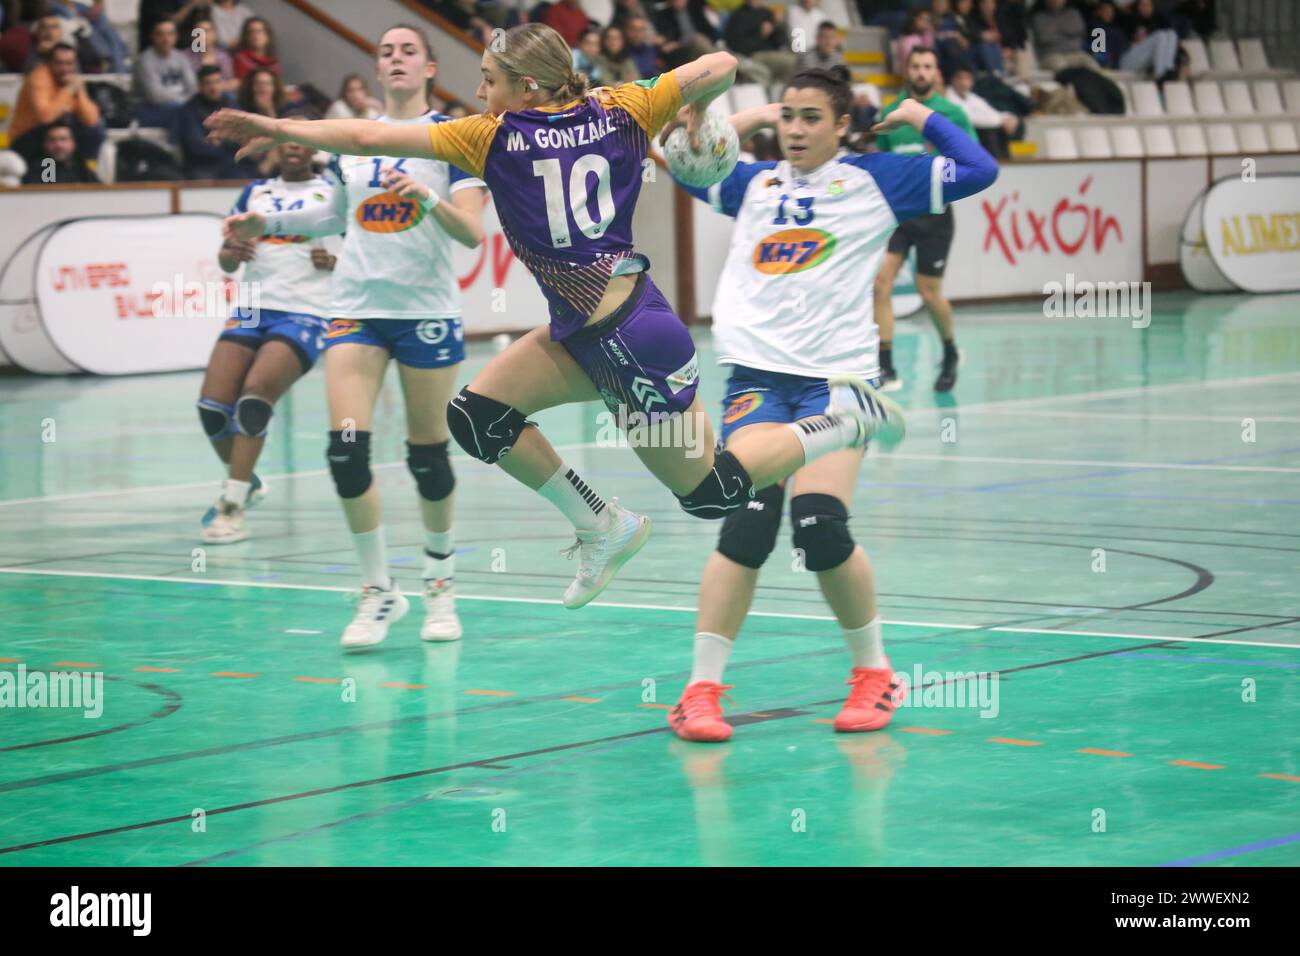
left=219, top=308, right=328, bottom=372
left=719, top=365, right=881, bottom=442
left=323, top=318, right=465, bottom=368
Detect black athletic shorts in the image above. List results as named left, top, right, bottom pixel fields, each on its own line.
left=887, top=206, right=955, bottom=277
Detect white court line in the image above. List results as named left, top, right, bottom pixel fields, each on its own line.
left=883, top=453, right=1300, bottom=474
left=0, top=566, right=1296, bottom=650
left=978, top=410, right=1300, bottom=424
left=4, top=371, right=1299, bottom=508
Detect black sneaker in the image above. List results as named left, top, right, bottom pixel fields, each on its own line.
left=934, top=348, right=963, bottom=392
left=879, top=366, right=902, bottom=392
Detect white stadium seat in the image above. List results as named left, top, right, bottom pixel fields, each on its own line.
left=1181, top=37, right=1211, bottom=75
left=1221, top=81, right=1253, bottom=114
left=1252, top=80, right=1284, bottom=113
left=1077, top=125, right=1112, bottom=159
left=1282, top=80, right=1300, bottom=113
left=1130, top=81, right=1164, bottom=117
left=1235, top=123, right=1271, bottom=153
left=1174, top=124, right=1208, bottom=156
left=1208, top=38, right=1241, bottom=73
left=1141, top=125, right=1177, bottom=157
left=1044, top=126, right=1079, bottom=160
left=1192, top=81, right=1226, bottom=115
left=1237, top=38, right=1270, bottom=73
left=583, top=0, right=614, bottom=27
left=1266, top=121, right=1299, bottom=152
left=852, top=82, right=881, bottom=109
left=1203, top=123, right=1239, bottom=155
left=1163, top=82, right=1195, bottom=117
left=1110, top=126, right=1145, bottom=158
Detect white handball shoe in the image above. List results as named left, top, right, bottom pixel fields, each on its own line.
left=420, top=578, right=463, bottom=642
left=340, top=582, right=410, bottom=650
left=201, top=473, right=268, bottom=528
left=560, top=499, right=652, bottom=610
left=826, top=374, right=907, bottom=447
left=200, top=505, right=247, bottom=544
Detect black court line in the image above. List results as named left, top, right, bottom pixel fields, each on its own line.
left=0, top=630, right=1186, bottom=857
left=0, top=677, right=182, bottom=753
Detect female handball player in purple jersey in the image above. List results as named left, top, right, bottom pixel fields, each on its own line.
left=207, top=24, right=975, bottom=611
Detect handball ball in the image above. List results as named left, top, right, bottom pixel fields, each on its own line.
left=664, top=110, right=739, bottom=189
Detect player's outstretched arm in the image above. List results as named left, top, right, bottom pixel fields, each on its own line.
left=666, top=51, right=738, bottom=149
left=206, top=109, right=436, bottom=162
left=872, top=98, right=998, bottom=203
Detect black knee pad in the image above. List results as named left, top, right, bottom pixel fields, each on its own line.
left=791, top=493, right=855, bottom=571
left=407, top=440, right=455, bottom=501
left=327, top=430, right=372, bottom=499
left=675, top=449, right=755, bottom=519
left=716, top=483, right=784, bottom=568
left=447, top=388, right=533, bottom=463
left=234, top=394, right=273, bottom=438
left=197, top=397, right=234, bottom=440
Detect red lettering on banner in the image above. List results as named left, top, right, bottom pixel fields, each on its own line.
left=981, top=176, right=1123, bottom=265
left=458, top=233, right=517, bottom=291
left=51, top=263, right=130, bottom=291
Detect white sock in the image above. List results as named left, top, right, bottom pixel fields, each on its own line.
left=222, top=478, right=251, bottom=507
left=537, top=464, right=612, bottom=532
left=786, top=415, right=862, bottom=465
left=423, top=528, right=454, bottom=582
left=844, top=615, right=886, bottom=669
left=689, top=631, right=734, bottom=685
left=353, top=526, right=391, bottom=590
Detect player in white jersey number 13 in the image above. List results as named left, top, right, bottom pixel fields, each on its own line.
left=661, top=65, right=999, bottom=742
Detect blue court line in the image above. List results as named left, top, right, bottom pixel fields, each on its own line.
left=1116, top=653, right=1300, bottom=668
left=1159, top=831, right=1300, bottom=867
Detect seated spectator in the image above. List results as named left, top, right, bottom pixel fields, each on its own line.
left=894, top=8, right=934, bottom=73
left=238, top=66, right=286, bottom=118
left=994, top=0, right=1028, bottom=52
left=137, top=0, right=200, bottom=54
left=1030, top=0, right=1098, bottom=73
left=951, top=0, right=1003, bottom=74
left=1117, top=0, right=1181, bottom=79
left=210, top=0, right=252, bottom=50
left=623, top=15, right=659, bottom=77
left=788, top=0, right=834, bottom=54
left=133, top=18, right=196, bottom=140
left=21, top=13, right=94, bottom=73
left=930, top=0, right=972, bottom=75
left=178, top=64, right=252, bottom=179
left=800, top=20, right=846, bottom=71
left=611, top=0, right=656, bottom=31
left=185, top=15, right=237, bottom=92
left=725, top=0, right=796, bottom=87
left=10, top=43, right=104, bottom=164
left=855, top=0, right=909, bottom=38
left=45, top=1, right=131, bottom=73
left=1087, top=1, right=1128, bottom=69
left=947, top=64, right=1016, bottom=158
left=326, top=73, right=382, bottom=120
left=0, top=0, right=35, bottom=73
left=653, top=0, right=718, bottom=71
left=542, top=0, right=590, bottom=49
left=232, top=16, right=279, bottom=80
left=21, top=120, right=99, bottom=183
left=573, top=27, right=603, bottom=85
left=596, top=25, right=639, bottom=84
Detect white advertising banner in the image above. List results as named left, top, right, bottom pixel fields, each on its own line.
left=1201, top=173, right=1300, bottom=293
left=947, top=162, right=1143, bottom=297
left=1179, top=185, right=1235, bottom=293
left=34, top=214, right=232, bottom=375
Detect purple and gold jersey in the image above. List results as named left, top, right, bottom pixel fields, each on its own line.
left=425, top=73, right=683, bottom=340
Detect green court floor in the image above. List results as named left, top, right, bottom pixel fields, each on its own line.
left=1, top=291, right=1298, bottom=866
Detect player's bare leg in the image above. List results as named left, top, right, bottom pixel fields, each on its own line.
left=459, top=327, right=651, bottom=609
left=326, top=342, right=410, bottom=648
left=917, top=273, right=961, bottom=392
left=202, top=340, right=303, bottom=544
left=398, top=361, right=463, bottom=641
left=873, top=250, right=904, bottom=391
